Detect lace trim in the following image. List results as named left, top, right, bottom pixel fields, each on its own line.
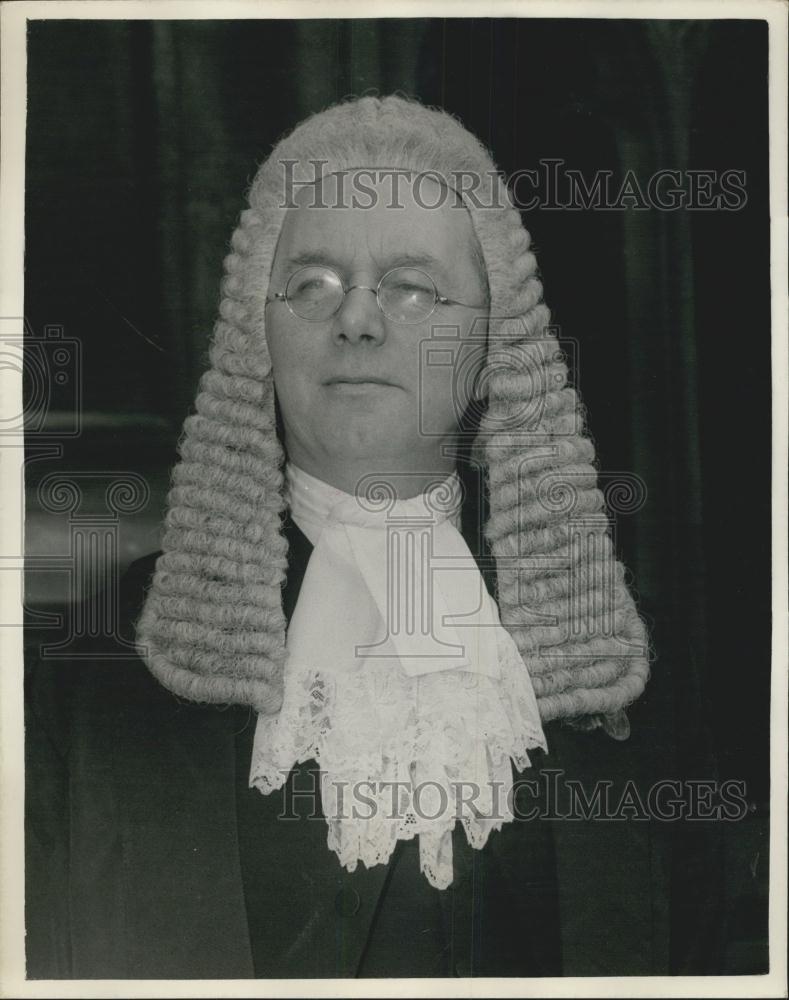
left=250, top=623, right=547, bottom=890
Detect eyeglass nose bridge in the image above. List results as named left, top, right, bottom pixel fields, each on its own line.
left=344, top=283, right=378, bottom=300
left=326, top=282, right=381, bottom=323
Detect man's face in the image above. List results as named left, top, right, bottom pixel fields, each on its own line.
left=264, top=171, right=488, bottom=488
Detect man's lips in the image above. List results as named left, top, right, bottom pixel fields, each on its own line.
left=324, top=375, right=397, bottom=386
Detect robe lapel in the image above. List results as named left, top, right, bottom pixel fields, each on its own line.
left=111, top=673, right=255, bottom=978
left=236, top=759, right=395, bottom=980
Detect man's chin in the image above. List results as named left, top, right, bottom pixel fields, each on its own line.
left=319, top=433, right=439, bottom=469
left=325, top=438, right=417, bottom=463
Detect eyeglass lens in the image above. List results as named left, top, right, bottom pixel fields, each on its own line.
left=283, top=266, right=438, bottom=323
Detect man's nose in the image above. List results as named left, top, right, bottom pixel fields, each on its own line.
left=331, top=285, right=387, bottom=345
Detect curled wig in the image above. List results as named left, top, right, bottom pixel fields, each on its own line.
left=136, top=95, right=651, bottom=739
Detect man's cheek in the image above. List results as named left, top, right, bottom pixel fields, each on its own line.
left=421, top=370, right=460, bottom=432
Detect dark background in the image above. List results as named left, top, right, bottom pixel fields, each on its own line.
left=24, top=17, right=771, bottom=975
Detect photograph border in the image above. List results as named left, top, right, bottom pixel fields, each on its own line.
left=1, top=1, right=786, bottom=997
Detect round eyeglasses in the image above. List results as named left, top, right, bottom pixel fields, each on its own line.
left=265, top=265, right=488, bottom=325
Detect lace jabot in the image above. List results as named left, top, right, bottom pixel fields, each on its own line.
left=249, top=463, right=548, bottom=889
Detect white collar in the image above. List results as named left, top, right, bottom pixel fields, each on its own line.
left=283, top=461, right=464, bottom=542
left=250, top=461, right=547, bottom=889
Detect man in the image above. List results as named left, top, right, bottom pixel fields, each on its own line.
left=25, top=95, right=661, bottom=979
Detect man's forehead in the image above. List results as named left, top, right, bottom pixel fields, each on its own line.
left=275, top=169, right=478, bottom=265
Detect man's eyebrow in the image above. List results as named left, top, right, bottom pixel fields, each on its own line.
left=281, top=248, right=338, bottom=270
left=281, top=248, right=450, bottom=275
left=388, top=251, right=449, bottom=275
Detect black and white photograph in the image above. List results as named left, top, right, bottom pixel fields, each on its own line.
left=1, top=1, right=786, bottom=994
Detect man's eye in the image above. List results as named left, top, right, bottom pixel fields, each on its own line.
left=392, top=281, right=433, bottom=296
left=292, top=277, right=329, bottom=296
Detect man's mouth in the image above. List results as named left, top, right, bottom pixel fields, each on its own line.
left=324, top=375, right=396, bottom=386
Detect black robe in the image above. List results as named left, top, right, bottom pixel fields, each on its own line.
left=24, top=509, right=669, bottom=979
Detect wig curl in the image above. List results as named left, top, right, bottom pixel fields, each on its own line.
left=136, top=95, right=651, bottom=738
